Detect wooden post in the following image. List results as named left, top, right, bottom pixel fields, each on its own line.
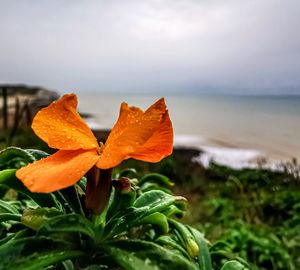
left=2, top=87, right=8, bottom=131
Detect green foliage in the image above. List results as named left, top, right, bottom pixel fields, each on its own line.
left=185, top=163, right=300, bottom=270
left=0, top=127, right=51, bottom=152
left=122, top=154, right=299, bottom=270
left=0, top=147, right=246, bottom=269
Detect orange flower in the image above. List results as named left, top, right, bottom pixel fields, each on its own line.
left=16, top=94, right=173, bottom=193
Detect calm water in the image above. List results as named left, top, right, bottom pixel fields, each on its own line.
left=76, top=93, right=300, bottom=162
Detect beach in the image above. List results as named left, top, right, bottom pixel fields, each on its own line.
left=73, top=92, right=300, bottom=168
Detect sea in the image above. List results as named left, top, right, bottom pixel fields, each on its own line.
left=74, top=92, right=300, bottom=169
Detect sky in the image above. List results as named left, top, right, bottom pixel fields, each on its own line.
left=0, top=0, right=300, bottom=95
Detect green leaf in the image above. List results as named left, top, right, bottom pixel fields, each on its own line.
left=0, top=229, right=31, bottom=246
left=0, top=236, right=83, bottom=270
left=0, top=199, right=20, bottom=214
left=139, top=173, right=174, bottom=188
left=84, top=266, right=108, bottom=270
left=57, top=185, right=85, bottom=215
left=162, top=205, right=185, bottom=218
left=106, top=187, right=136, bottom=221
left=188, top=226, right=212, bottom=270
left=104, top=191, right=186, bottom=239
left=25, top=149, right=49, bottom=160
left=139, top=182, right=172, bottom=194
left=61, top=260, right=75, bottom=270
left=137, top=212, right=169, bottom=234
left=220, top=260, right=250, bottom=270
left=0, top=169, right=60, bottom=208
left=0, top=147, right=35, bottom=166
left=134, top=190, right=186, bottom=211
left=53, top=191, right=74, bottom=213
left=168, top=219, right=199, bottom=259
left=118, top=168, right=138, bottom=178
left=156, top=235, right=190, bottom=259
left=21, top=207, right=63, bottom=230
left=38, top=213, right=96, bottom=239
left=5, top=250, right=83, bottom=270
left=77, top=177, right=87, bottom=191
left=103, top=240, right=199, bottom=270
left=0, top=213, right=21, bottom=223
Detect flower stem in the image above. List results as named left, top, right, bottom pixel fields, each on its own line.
left=86, top=167, right=112, bottom=215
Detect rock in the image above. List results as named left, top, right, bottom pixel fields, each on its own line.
left=0, top=84, right=59, bottom=128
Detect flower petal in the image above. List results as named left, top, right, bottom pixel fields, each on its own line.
left=32, top=93, right=98, bottom=150
left=16, top=149, right=99, bottom=193
left=129, top=109, right=173, bottom=162
left=103, top=102, right=143, bottom=144
left=96, top=98, right=173, bottom=169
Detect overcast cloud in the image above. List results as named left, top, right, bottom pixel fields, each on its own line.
left=0, top=0, right=300, bottom=94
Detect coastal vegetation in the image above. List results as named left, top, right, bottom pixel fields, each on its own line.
left=120, top=154, right=300, bottom=270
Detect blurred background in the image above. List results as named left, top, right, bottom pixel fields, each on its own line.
left=1, top=0, right=300, bottom=167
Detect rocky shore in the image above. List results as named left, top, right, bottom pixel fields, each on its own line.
left=0, top=84, right=59, bottom=129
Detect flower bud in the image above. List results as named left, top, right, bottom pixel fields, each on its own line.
left=112, top=177, right=132, bottom=194
left=186, top=238, right=199, bottom=259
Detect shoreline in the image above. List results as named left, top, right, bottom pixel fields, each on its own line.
left=83, top=115, right=299, bottom=170
left=77, top=93, right=300, bottom=168
left=173, top=134, right=299, bottom=170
